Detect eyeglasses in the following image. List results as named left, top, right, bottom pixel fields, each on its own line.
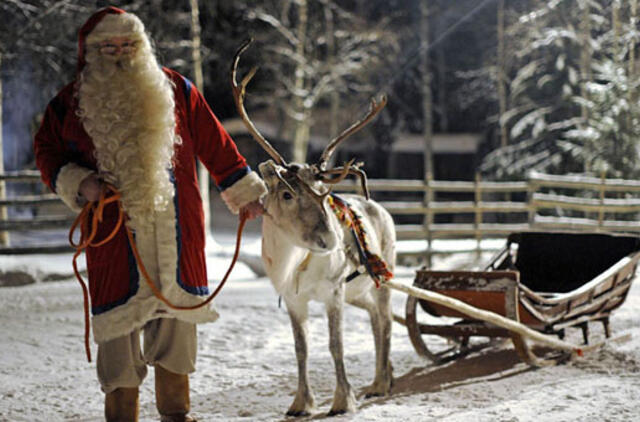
left=98, top=41, right=137, bottom=55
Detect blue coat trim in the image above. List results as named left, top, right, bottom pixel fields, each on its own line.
left=172, top=170, right=209, bottom=296
left=49, top=95, right=66, bottom=127
left=91, top=237, right=140, bottom=315
left=218, top=166, right=251, bottom=191
left=182, top=76, right=193, bottom=124
left=50, top=166, right=61, bottom=193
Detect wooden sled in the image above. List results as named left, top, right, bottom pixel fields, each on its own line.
left=405, top=232, right=640, bottom=366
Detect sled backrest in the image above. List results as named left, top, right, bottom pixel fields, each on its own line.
left=510, top=232, right=640, bottom=293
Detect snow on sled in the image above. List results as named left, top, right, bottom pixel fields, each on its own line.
left=405, top=231, right=640, bottom=366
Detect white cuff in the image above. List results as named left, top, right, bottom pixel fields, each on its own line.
left=55, top=163, right=95, bottom=212
left=220, top=171, right=267, bottom=214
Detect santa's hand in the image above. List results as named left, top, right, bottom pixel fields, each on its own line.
left=78, top=174, right=102, bottom=202
left=239, top=199, right=264, bottom=220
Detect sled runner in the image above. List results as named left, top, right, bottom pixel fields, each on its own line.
left=404, top=232, right=640, bottom=366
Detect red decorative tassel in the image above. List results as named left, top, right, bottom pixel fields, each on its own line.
left=328, top=195, right=393, bottom=288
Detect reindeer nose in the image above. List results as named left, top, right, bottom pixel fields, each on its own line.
left=316, top=237, right=327, bottom=249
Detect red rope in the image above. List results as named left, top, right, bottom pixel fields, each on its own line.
left=70, top=184, right=248, bottom=362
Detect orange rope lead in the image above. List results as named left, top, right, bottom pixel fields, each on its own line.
left=70, top=184, right=247, bottom=362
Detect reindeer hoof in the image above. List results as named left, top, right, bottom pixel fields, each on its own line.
left=327, top=409, right=348, bottom=417
left=286, top=410, right=312, bottom=417
left=364, top=380, right=393, bottom=398
left=364, top=389, right=389, bottom=399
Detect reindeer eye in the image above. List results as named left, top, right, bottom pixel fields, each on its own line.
left=282, top=191, right=293, bottom=201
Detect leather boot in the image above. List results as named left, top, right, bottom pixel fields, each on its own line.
left=155, top=365, right=197, bottom=422
left=105, top=387, right=139, bottom=422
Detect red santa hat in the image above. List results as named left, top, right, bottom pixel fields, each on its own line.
left=77, top=6, right=145, bottom=72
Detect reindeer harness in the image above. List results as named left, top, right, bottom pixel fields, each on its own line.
left=327, top=194, right=393, bottom=288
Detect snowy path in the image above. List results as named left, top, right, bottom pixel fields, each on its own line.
left=2, top=251, right=640, bottom=421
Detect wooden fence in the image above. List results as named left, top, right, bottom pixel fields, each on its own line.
left=0, top=170, right=75, bottom=254
left=333, top=171, right=640, bottom=259
left=1, top=170, right=640, bottom=257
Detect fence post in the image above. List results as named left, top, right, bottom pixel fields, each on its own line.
left=527, top=175, right=536, bottom=230
left=474, top=172, right=482, bottom=260
left=598, top=171, right=605, bottom=231
left=424, top=171, right=433, bottom=268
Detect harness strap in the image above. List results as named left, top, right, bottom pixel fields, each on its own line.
left=345, top=227, right=371, bottom=283
left=70, top=184, right=247, bottom=362
left=327, top=193, right=393, bottom=288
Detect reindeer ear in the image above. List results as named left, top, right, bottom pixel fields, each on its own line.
left=258, top=160, right=280, bottom=191
left=258, top=160, right=277, bottom=179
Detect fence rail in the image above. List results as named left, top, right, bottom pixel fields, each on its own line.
left=1, top=170, right=639, bottom=257
left=333, top=171, right=640, bottom=255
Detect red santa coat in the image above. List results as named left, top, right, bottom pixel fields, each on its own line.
left=33, top=7, right=266, bottom=342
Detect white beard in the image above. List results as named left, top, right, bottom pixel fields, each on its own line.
left=77, top=44, right=180, bottom=230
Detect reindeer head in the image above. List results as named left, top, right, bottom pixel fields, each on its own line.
left=258, top=160, right=339, bottom=252
left=231, top=39, right=386, bottom=253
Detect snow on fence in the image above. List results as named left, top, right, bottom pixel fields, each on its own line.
left=1, top=170, right=639, bottom=256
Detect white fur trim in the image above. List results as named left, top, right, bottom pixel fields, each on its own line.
left=221, top=172, right=267, bottom=214
left=92, top=296, right=219, bottom=344
left=91, top=197, right=219, bottom=344
left=55, top=163, right=95, bottom=212
left=86, top=13, right=145, bottom=44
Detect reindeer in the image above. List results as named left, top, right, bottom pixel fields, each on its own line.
left=231, top=40, right=396, bottom=416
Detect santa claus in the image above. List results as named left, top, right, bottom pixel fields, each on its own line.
left=34, top=7, right=265, bottom=421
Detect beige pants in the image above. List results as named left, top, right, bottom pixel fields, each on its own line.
left=97, top=318, right=197, bottom=394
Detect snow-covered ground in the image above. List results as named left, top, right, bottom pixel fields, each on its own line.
left=1, top=234, right=640, bottom=421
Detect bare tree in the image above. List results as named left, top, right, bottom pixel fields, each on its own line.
left=189, top=0, right=212, bottom=235
left=420, top=0, right=433, bottom=178
left=497, top=0, right=508, bottom=148
left=245, top=0, right=399, bottom=162
left=0, top=51, right=6, bottom=246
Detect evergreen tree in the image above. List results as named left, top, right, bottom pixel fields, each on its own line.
left=480, top=0, right=604, bottom=179
left=567, top=1, right=640, bottom=178
left=569, top=60, right=640, bottom=178
left=477, top=0, right=640, bottom=180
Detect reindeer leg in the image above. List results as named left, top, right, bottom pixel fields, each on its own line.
left=351, top=290, right=393, bottom=398
left=326, top=288, right=357, bottom=416
left=285, top=300, right=316, bottom=417
left=367, top=286, right=393, bottom=397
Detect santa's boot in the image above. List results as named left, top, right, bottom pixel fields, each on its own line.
left=105, top=387, right=139, bottom=422
left=155, top=365, right=197, bottom=422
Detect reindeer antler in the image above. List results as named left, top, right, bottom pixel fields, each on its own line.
left=318, top=159, right=356, bottom=185
left=231, top=38, right=287, bottom=166
left=317, top=95, right=387, bottom=171
left=319, top=162, right=370, bottom=200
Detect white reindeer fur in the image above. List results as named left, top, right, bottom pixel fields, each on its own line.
left=259, top=160, right=395, bottom=416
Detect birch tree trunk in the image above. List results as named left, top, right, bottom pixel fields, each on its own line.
left=325, top=3, right=340, bottom=168
left=190, top=0, right=210, bottom=234
left=0, top=52, right=8, bottom=246
left=420, top=0, right=433, bottom=178
left=497, top=0, right=508, bottom=148
left=420, top=0, right=434, bottom=260
left=436, top=44, right=448, bottom=133
left=630, top=0, right=638, bottom=103
left=292, top=0, right=310, bottom=163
